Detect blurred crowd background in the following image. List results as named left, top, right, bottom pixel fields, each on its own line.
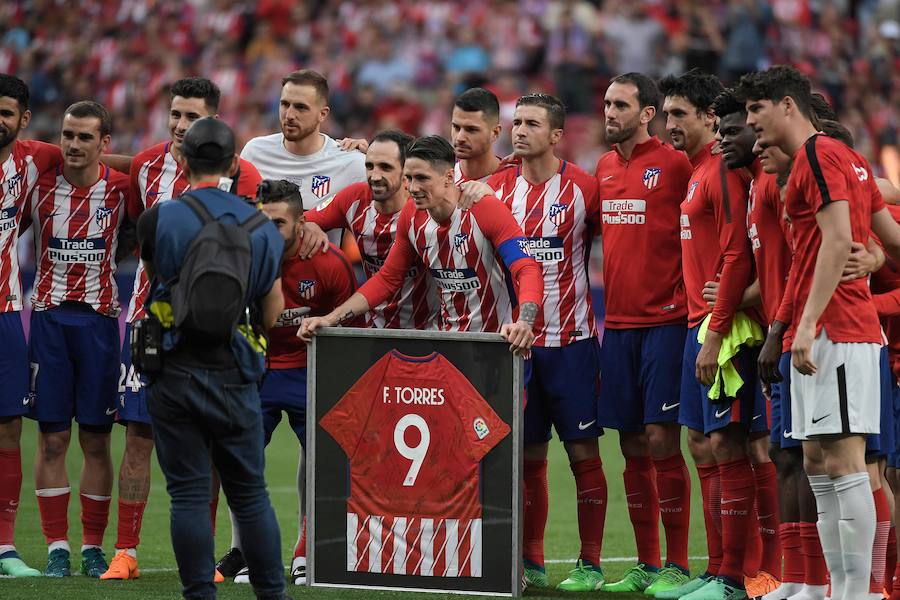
left=5, top=0, right=900, bottom=182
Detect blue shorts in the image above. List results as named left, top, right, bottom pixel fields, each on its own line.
left=260, top=368, right=307, bottom=446
left=0, top=312, right=29, bottom=418
left=678, top=324, right=768, bottom=436
left=597, top=324, right=686, bottom=432
left=867, top=347, right=895, bottom=458
left=117, top=323, right=151, bottom=426
left=524, top=338, right=601, bottom=443
left=27, top=304, right=119, bottom=428
left=889, top=380, right=900, bottom=469
left=770, top=352, right=801, bottom=449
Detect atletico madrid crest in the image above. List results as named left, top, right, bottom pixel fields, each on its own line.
left=311, top=175, right=331, bottom=199
left=548, top=203, right=567, bottom=226
left=453, top=232, right=470, bottom=253
left=95, top=207, right=114, bottom=229
left=298, top=279, right=316, bottom=299
left=643, top=167, right=661, bottom=190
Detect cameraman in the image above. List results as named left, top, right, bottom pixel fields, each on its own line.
left=135, top=117, right=287, bottom=600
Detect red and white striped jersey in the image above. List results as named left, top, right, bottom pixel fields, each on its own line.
left=306, top=182, right=438, bottom=329
left=320, top=351, right=509, bottom=578
left=453, top=158, right=503, bottom=184
left=357, top=198, right=542, bottom=334
left=125, top=141, right=262, bottom=322
left=488, top=161, right=600, bottom=347
left=29, top=164, right=129, bottom=316
left=0, top=140, right=62, bottom=313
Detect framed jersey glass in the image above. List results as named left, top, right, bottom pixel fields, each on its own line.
left=307, top=328, right=523, bottom=596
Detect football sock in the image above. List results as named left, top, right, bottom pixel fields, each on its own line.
left=0, top=448, right=22, bottom=549
left=892, top=562, right=900, bottom=600
left=623, top=456, right=660, bottom=568
left=36, top=487, right=70, bottom=545
left=833, top=473, right=876, bottom=598
left=887, top=526, right=897, bottom=594
left=81, top=493, right=111, bottom=548
left=780, top=522, right=805, bottom=584
left=809, top=475, right=844, bottom=599
left=697, top=462, right=723, bottom=575
left=870, top=486, right=891, bottom=594
left=294, top=516, right=307, bottom=559
left=523, top=459, right=548, bottom=567
left=800, top=521, right=829, bottom=586
left=115, top=499, right=146, bottom=551
left=571, top=457, right=607, bottom=566
left=743, top=506, right=763, bottom=577
left=654, top=452, right=691, bottom=570
left=753, top=461, right=782, bottom=576
left=717, top=457, right=756, bottom=582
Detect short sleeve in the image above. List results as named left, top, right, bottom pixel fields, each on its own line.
left=801, top=137, right=851, bottom=213
left=442, top=356, right=511, bottom=462
left=307, top=183, right=355, bottom=230
left=319, top=354, right=391, bottom=458
left=235, top=159, right=263, bottom=199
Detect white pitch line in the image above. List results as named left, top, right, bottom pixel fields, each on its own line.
left=132, top=556, right=710, bottom=573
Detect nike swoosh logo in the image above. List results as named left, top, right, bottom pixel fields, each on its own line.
left=752, top=414, right=762, bottom=420
left=659, top=497, right=680, bottom=504
left=578, top=420, right=596, bottom=431
left=661, top=402, right=680, bottom=411
left=714, top=407, right=731, bottom=418
left=602, top=175, right=614, bottom=181
left=783, top=430, right=792, bottom=438
left=811, top=414, right=830, bottom=424
left=105, top=408, right=117, bottom=416
left=721, top=497, right=748, bottom=504
left=757, top=514, right=773, bottom=519
left=625, top=492, right=641, bottom=498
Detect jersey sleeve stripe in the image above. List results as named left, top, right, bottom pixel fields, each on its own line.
left=718, top=159, right=732, bottom=224
left=804, top=135, right=833, bottom=205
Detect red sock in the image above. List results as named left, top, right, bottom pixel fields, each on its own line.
left=624, top=456, right=660, bottom=568
left=572, top=457, right=607, bottom=566
left=697, top=463, right=723, bottom=575
left=872, top=488, right=891, bottom=593
left=891, top=562, right=900, bottom=600
left=800, top=521, right=829, bottom=586
left=752, top=461, right=781, bottom=576
left=887, top=526, right=897, bottom=594
left=654, top=453, right=691, bottom=570
left=36, top=488, right=70, bottom=544
left=115, top=500, right=146, bottom=550
left=743, top=508, right=763, bottom=577
left=294, top=516, right=307, bottom=559
left=780, top=522, right=804, bottom=583
left=210, top=494, right=219, bottom=537
left=80, top=493, right=110, bottom=547
left=523, top=459, right=548, bottom=566
left=717, top=457, right=756, bottom=582
left=0, top=448, right=22, bottom=547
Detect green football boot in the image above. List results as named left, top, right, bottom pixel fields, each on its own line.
left=523, top=559, right=549, bottom=589
left=44, top=548, right=71, bottom=577
left=600, top=563, right=658, bottom=592
left=680, top=577, right=748, bottom=600
left=654, top=572, right=714, bottom=599
left=0, top=551, right=41, bottom=577
left=556, top=559, right=605, bottom=592
left=645, top=565, right=692, bottom=596
left=80, top=547, right=108, bottom=578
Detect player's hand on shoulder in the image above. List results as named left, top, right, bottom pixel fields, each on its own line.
left=337, top=137, right=369, bottom=153
left=298, top=315, right=333, bottom=343
left=298, top=222, right=329, bottom=259
left=701, top=280, right=719, bottom=308
left=458, top=181, right=495, bottom=210
left=500, top=320, right=535, bottom=355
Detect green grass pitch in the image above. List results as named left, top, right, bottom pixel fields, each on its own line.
left=1, top=423, right=711, bottom=599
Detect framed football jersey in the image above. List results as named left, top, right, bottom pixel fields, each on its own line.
left=307, top=328, right=523, bottom=596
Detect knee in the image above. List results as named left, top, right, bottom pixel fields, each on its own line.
left=710, top=430, right=746, bottom=463
left=79, top=432, right=111, bottom=462
left=125, top=426, right=154, bottom=462
left=748, top=435, right=770, bottom=465
left=564, top=438, right=599, bottom=463
left=40, top=432, right=70, bottom=462
left=687, top=429, right=712, bottom=463
left=524, top=442, right=549, bottom=462
left=646, top=423, right=681, bottom=459
left=619, top=432, right=649, bottom=459
left=0, top=416, right=22, bottom=448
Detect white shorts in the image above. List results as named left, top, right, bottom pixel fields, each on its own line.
left=790, top=328, right=881, bottom=439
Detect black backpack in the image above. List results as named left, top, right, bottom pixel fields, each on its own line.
left=169, top=192, right=270, bottom=343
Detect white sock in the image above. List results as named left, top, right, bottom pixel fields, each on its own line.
left=0, top=544, right=16, bottom=556
left=786, top=584, right=828, bottom=600
left=81, top=544, right=101, bottom=553
left=228, top=507, right=242, bottom=551
left=833, top=473, right=876, bottom=600
left=48, top=540, right=70, bottom=554
left=766, top=582, right=803, bottom=599
left=809, top=474, right=845, bottom=600
left=124, top=548, right=136, bottom=558
left=35, top=486, right=70, bottom=497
